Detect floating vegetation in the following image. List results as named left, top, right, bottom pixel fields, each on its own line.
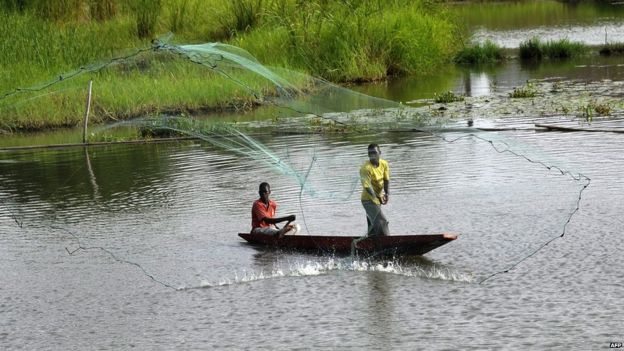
left=409, top=80, right=624, bottom=124
left=509, top=83, right=538, bottom=98
left=434, top=90, right=465, bottom=103
left=580, top=100, right=612, bottom=122
left=550, top=81, right=564, bottom=93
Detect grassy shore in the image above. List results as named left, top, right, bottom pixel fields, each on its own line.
left=0, top=0, right=463, bottom=132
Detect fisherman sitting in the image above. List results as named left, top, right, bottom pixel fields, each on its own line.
left=251, top=182, right=298, bottom=237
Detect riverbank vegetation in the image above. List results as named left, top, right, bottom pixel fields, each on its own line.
left=0, top=0, right=465, bottom=132
left=519, top=38, right=588, bottom=60
left=453, top=40, right=505, bottom=65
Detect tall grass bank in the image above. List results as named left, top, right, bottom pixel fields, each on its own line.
left=0, top=0, right=462, bottom=132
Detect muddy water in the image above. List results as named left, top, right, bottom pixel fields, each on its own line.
left=2, top=1, right=624, bottom=350
left=1, top=127, right=623, bottom=349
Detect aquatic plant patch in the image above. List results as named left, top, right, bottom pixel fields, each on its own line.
left=434, top=91, right=465, bottom=103
left=509, top=84, right=538, bottom=98
left=454, top=40, right=505, bottom=65
left=520, top=37, right=588, bottom=60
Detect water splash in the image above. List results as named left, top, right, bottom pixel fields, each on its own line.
left=185, top=258, right=473, bottom=289
left=0, top=35, right=591, bottom=285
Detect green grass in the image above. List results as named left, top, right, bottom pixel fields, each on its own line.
left=519, top=37, right=588, bottom=60
left=508, top=83, right=538, bottom=98
left=233, top=0, right=460, bottom=82
left=453, top=40, right=505, bottom=65
left=434, top=91, right=465, bottom=103
left=0, top=0, right=463, bottom=132
left=0, top=57, right=301, bottom=130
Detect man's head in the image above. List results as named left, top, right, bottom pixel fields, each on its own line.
left=368, top=143, right=381, bottom=165
left=258, top=182, right=271, bottom=202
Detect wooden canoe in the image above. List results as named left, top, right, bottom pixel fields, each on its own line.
left=238, top=233, right=457, bottom=256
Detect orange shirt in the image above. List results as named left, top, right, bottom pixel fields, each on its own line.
left=251, top=199, right=277, bottom=229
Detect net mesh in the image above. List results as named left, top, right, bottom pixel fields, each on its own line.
left=0, top=35, right=590, bottom=286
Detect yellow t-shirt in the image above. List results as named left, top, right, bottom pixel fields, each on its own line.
left=360, top=159, right=390, bottom=204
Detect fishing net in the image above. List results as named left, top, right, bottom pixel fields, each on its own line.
left=0, top=35, right=590, bottom=287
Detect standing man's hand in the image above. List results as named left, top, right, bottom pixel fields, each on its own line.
left=377, top=194, right=388, bottom=205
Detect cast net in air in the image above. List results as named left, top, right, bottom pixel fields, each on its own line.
left=0, top=37, right=590, bottom=287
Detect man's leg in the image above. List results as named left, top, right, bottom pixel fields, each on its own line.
left=362, top=200, right=389, bottom=236
left=374, top=208, right=389, bottom=236
left=252, top=227, right=280, bottom=236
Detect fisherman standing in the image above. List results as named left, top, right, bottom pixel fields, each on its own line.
left=360, top=143, right=390, bottom=236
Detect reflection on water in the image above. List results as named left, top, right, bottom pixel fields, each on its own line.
left=473, top=23, right=624, bottom=48
left=452, top=0, right=624, bottom=46
left=352, top=54, right=624, bottom=102
left=452, top=0, right=624, bottom=30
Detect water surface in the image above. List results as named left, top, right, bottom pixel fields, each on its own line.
left=452, top=0, right=624, bottom=47
left=1, top=128, right=622, bottom=349
left=2, top=1, right=624, bottom=348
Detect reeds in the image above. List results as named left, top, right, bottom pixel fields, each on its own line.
left=0, top=0, right=463, bottom=131
left=226, top=0, right=263, bottom=35
left=130, top=0, right=162, bottom=38
left=519, top=37, right=588, bottom=60
left=454, top=40, right=504, bottom=65
left=234, top=0, right=459, bottom=82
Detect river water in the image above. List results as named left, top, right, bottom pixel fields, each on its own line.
left=1, top=128, right=622, bottom=349
left=2, top=1, right=624, bottom=350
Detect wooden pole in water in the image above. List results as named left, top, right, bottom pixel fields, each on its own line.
left=82, top=80, right=93, bottom=144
